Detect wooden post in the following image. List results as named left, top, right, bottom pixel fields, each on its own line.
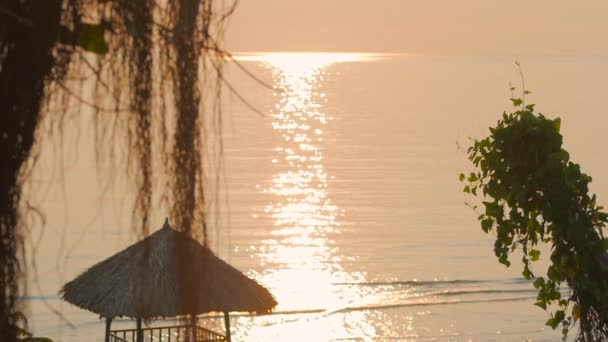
left=136, top=318, right=143, bottom=342
left=104, top=317, right=112, bottom=342
left=223, top=312, right=231, bottom=342
left=191, top=317, right=198, bottom=341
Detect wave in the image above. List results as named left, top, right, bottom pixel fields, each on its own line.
left=429, top=288, right=536, bottom=297
left=332, top=278, right=528, bottom=287
left=203, top=295, right=537, bottom=320
left=247, top=295, right=538, bottom=327
left=329, top=296, right=535, bottom=314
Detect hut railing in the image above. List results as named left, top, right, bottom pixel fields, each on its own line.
left=195, top=325, right=226, bottom=342
left=110, top=324, right=226, bottom=342
left=109, top=335, right=129, bottom=342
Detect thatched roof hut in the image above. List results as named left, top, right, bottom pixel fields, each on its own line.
left=60, top=219, right=276, bottom=341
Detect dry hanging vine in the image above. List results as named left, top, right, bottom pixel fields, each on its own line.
left=1, top=0, right=238, bottom=340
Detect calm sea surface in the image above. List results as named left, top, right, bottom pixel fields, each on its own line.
left=25, top=53, right=608, bottom=341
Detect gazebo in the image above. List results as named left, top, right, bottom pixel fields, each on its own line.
left=60, top=219, right=277, bottom=342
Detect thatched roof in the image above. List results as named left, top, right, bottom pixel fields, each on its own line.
left=60, top=220, right=277, bottom=319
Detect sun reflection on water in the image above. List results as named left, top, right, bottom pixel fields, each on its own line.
left=235, top=53, right=379, bottom=340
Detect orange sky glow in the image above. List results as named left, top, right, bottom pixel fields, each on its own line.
left=226, top=0, right=608, bottom=56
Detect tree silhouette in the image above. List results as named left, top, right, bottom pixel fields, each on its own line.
left=1, top=0, right=236, bottom=340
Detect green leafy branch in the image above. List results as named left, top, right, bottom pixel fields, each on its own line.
left=461, top=90, right=608, bottom=341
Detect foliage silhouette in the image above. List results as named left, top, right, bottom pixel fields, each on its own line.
left=462, top=90, right=608, bottom=340
left=1, top=0, right=237, bottom=340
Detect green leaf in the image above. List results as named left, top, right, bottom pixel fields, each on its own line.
left=498, top=254, right=511, bottom=267
left=481, top=218, right=493, bottom=232
left=511, top=98, right=523, bottom=107
left=534, top=300, right=547, bottom=310
left=553, top=118, right=561, bottom=131
left=459, top=173, right=465, bottom=182
left=483, top=201, right=502, bottom=218
left=546, top=314, right=562, bottom=329
left=522, top=264, right=533, bottom=279
left=554, top=310, right=565, bottom=323
left=529, top=249, right=541, bottom=262
left=525, top=104, right=535, bottom=111
left=468, top=172, right=478, bottom=182
left=77, top=23, right=109, bottom=54
left=533, top=277, right=545, bottom=289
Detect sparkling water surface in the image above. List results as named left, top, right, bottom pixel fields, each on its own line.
left=25, top=53, right=608, bottom=341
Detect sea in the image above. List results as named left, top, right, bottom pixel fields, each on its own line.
left=23, top=53, right=608, bottom=341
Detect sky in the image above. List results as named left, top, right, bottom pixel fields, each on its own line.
left=225, top=1, right=608, bottom=56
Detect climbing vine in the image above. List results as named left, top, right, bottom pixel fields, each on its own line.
left=461, top=92, right=608, bottom=340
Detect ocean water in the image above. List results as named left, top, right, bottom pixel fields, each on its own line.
left=25, top=53, right=608, bottom=341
